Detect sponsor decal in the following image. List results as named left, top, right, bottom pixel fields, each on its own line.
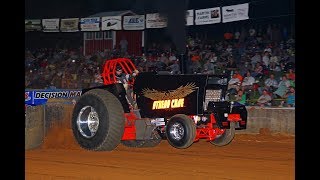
left=142, top=83, right=196, bottom=110
left=152, top=98, right=185, bottom=110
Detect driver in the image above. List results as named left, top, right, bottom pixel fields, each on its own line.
left=115, top=65, right=139, bottom=108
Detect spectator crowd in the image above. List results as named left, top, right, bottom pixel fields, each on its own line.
left=25, top=24, right=295, bottom=107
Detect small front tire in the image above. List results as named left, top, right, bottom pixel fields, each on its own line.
left=165, top=114, right=196, bottom=149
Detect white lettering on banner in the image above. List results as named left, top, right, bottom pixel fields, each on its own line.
left=69, top=91, right=82, bottom=97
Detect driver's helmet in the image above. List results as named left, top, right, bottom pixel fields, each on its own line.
left=115, top=65, right=123, bottom=76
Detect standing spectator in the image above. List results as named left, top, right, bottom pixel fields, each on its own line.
left=267, top=24, right=272, bottom=40
left=234, top=30, right=240, bottom=41
left=224, top=31, right=233, bottom=42
left=119, top=36, right=128, bottom=54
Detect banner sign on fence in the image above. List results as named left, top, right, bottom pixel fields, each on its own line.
left=123, top=15, right=145, bottom=30
left=25, top=89, right=82, bottom=106
left=42, top=19, right=60, bottom=32
left=25, top=19, right=42, bottom=31
left=80, top=17, right=100, bottom=31
left=146, top=13, right=167, bottom=28
left=222, top=3, right=249, bottom=23
left=60, top=18, right=79, bottom=32
left=102, top=16, right=122, bottom=30
left=185, top=10, right=194, bottom=26
left=195, top=7, right=221, bottom=25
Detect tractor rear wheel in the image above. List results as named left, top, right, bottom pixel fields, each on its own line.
left=72, top=89, right=125, bottom=151
left=165, top=114, right=196, bottom=149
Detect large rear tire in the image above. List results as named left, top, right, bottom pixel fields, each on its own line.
left=121, top=130, right=162, bottom=148
left=165, top=114, right=196, bottom=149
left=72, top=89, right=125, bottom=151
left=210, top=122, right=236, bottom=146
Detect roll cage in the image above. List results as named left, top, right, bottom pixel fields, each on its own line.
left=101, top=58, right=137, bottom=85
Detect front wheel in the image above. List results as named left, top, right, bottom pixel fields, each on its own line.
left=210, top=122, right=236, bottom=146
left=165, top=114, right=196, bottom=149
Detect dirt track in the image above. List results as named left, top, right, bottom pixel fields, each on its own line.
left=25, top=125, right=295, bottom=180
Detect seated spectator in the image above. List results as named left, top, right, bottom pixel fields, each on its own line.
left=226, top=57, right=237, bottom=70
left=90, top=69, right=104, bottom=87
left=287, top=68, right=295, bottom=81
left=202, top=59, right=215, bottom=74
left=284, top=86, right=295, bottom=107
left=235, top=89, right=247, bottom=105
left=250, top=51, right=261, bottom=68
left=258, top=74, right=278, bottom=94
left=241, top=71, right=255, bottom=91
left=167, top=59, right=180, bottom=74
left=274, top=75, right=290, bottom=98
left=262, top=51, right=270, bottom=68
left=168, top=53, right=177, bottom=61
left=227, top=70, right=243, bottom=94
left=257, top=89, right=272, bottom=107
left=251, top=62, right=264, bottom=78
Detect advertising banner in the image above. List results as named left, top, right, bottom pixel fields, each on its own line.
left=25, top=89, right=82, bottom=106
left=42, top=18, right=60, bottom=32
left=101, top=16, right=122, bottom=30
left=195, top=7, right=221, bottom=25
left=185, top=9, right=194, bottom=26
left=123, top=15, right=145, bottom=30
left=80, top=17, right=100, bottom=31
left=146, top=13, right=167, bottom=28
left=222, top=3, right=249, bottom=23
left=60, top=18, right=79, bottom=32
left=25, top=19, right=42, bottom=31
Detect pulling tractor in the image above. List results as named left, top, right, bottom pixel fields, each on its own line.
left=71, top=58, right=247, bottom=151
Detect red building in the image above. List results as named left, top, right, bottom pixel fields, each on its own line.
left=83, top=10, right=144, bottom=56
